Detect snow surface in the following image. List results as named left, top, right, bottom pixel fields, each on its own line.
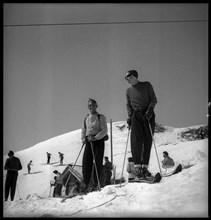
left=3, top=122, right=208, bottom=217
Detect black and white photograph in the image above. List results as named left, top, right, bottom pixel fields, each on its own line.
left=3, top=3, right=208, bottom=218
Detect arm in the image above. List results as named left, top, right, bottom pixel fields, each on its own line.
left=147, top=82, right=157, bottom=110
left=94, top=115, right=108, bottom=140
left=81, top=116, right=87, bottom=144
left=126, top=91, right=133, bottom=119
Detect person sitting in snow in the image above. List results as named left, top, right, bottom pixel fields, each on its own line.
left=53, top=170, right=63, bottom=197
left=104, top=156, right=112, bottom=186
left=162, top=151, right=175, bottom=169
left=127, top=157, right=136, bottom=181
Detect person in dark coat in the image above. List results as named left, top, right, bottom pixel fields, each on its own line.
left=53, top=170, right=63, bottom=197
left=46, top=152, right=51, bottom=164
left=27, top=160, right=33, bottom=174
left=4, top=151, right=22, bottom=201
left=58, top=152, right=64, bottom=165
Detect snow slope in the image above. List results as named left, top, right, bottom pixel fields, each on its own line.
left=3, top=122, right=208, bottom=217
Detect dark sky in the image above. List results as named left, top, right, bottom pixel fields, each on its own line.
left=3, top=3, right=208, bottom=154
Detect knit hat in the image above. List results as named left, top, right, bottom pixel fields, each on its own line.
left=125, top=70, right=138, bottom=79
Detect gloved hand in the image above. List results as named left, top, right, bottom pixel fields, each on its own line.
left=145, top=110, right=153, bottom=120
left=87, top=135, right=96, bottom=142
left=127, top=118, right=132, bottom=127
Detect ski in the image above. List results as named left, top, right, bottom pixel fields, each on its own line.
left=162, top=164, right=182, bottom=177
left=129, top=172, right=162, bottom=184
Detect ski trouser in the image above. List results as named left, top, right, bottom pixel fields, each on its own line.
left=5, top=173, right=18, bottom=201
left=131, top=108, right=155, bottom=166
left=82, top=137, right=105, bottom=187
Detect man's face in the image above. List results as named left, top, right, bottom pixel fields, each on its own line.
left=125, top=73, right=137, bottom=85
left=88, top=101, right=98, bottom=113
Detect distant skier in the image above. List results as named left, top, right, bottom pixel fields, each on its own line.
left=162, top=151, right=175, bottom=169
left=53, top=170, right=63, bottom=197
left=4, top=150, right=22, bottom=201
left=46, top=152, right=51, bottom=164
left=104, top=156, right=112, bottom=186
left=27, top=160, right=33, bottom=174
left=58, top=152, right=64, bottom=165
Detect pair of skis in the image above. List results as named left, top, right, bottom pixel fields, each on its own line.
left=128, top=164, right=182, bottom=184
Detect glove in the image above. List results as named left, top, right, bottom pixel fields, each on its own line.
left=145, top=110, right=153, bottom=120
left=127, top=118, right=132, bottom=127
left=87, top=135, right=96, bottom=142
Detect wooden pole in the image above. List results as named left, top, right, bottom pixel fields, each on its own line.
left=110, top=119, right=113, bottom=166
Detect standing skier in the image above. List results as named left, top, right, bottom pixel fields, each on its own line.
left=81, top=98, right=108, bottom=192
left=46, top=152, right=51, bottom=164
left=27, top=160, right=33, bottom=174
left=58, top=152, right=64, bottom=165
left=4, top=151, right=22, bottom=201
left=125, top=70, right=157, bottom=180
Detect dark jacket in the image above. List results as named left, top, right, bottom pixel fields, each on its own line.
left=4, top=156, right=22, bottom=175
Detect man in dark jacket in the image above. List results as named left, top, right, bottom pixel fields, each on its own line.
left=4, top=151, right=22, bottom=201
left=125, top=70, right=157, bottom=180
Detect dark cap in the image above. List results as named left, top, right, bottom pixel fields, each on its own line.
left=88, top=98, right=97, bottom=105
left=53, top=170, right=58, bottom=174
left=8, top=151, right=14, bottom=156
left=125, top=70, right=138, bottom=79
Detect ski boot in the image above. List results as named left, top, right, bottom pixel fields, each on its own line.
left=142, top=167, right=154, bottom=181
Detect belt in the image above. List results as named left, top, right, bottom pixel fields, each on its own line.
left=134, top=107, right=145, bottom=112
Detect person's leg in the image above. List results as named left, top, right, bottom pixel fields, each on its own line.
left=142, top=115, right=155, bottom=178
left=131, top=110, right=145, bottom=176
left=5, top=175, right=12, bottom=201
left=92, top=139, right=105, bottom=187
left=10, top=175, right=18, bottom=201
left=82, top=139, right=93, bottom=187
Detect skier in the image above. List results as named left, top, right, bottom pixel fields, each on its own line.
left=127, top=157, right=136, bottom=182
left=27, top=160, right=33, bottom=174
left=4, top=150, right=22, bottom=201
left=81, top=98, right=108, bottom=192
left=46, top=152, right=51, bottom=164
left=53, top=170, right=63, bottom=197
left=58, top=152, right=64, bottom=165
left=104, top=156, right=112, bottom=186
left=162, top=151, right=175, bottom=169
left=125, top=70, right=157, bottom=181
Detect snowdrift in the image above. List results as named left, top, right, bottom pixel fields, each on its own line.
left=3, top=122, right=208, bottom=217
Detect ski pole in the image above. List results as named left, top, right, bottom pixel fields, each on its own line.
left=119, top=127, right=131, bottom=187
left=90, top=141, right=101, bottom=191
left=147, top=118, right=162, bottom=175
left=64, top=143, right=84, bottom=188
left=16, top=183, right=21, bottom=200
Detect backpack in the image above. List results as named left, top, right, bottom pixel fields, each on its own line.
left=84, top=114, right=109, bottom=141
